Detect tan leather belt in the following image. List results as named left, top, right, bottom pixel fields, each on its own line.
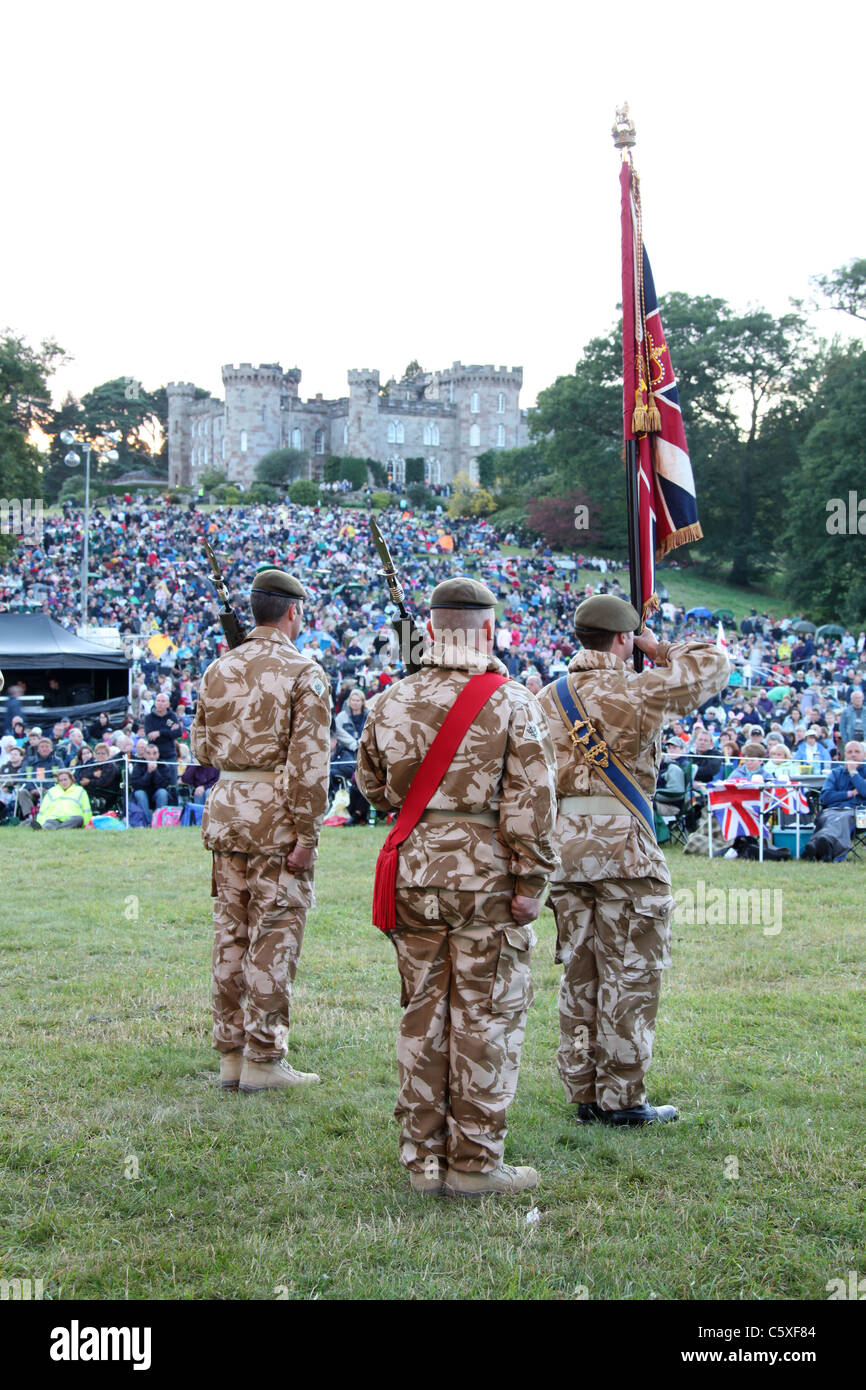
left=558, top=794, right=626, bottom=816
left=420, top=809, right=499, bottom=826
left=218, top=768, right=280, bottom=783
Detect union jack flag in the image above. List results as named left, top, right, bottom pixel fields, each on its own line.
left=762, top=784, right=810, bottom=816
left=620, top=161, right=702, bottom=618
left=708, top=782, right=768, bottom=839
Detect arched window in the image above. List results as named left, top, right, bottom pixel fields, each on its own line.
left=388, top=454, right=405, bottom=484
left=315, top=429, right=325, bottom=455
left=497, top=424, right=505, bottom=447
left=388, top=420, right=404, bottom=444
left=291, top=427, right=302, bottom=450
left=343, top=421, right=348, bottom=445
left=425, top=457, right=441, bottom=485
left=497, top=392, right=505, bottom=413
left=470, top=391, right=480, bottom=414
left=431, top=423, right=440, bottom=446
left=204, top=444, right=209, bottom=468
left=423, top=422, right=431, bottom=446
left=469, top=423, right=480, bottom=447
left=221, top=437, right=226, bottom=461
left=240, top=430, right=248, bottom=454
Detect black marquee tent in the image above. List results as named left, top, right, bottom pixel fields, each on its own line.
left=0, top=614, right=131, bottom=723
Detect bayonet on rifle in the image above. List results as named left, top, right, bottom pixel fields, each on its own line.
left=203, top=536, right=248, bottom=650
left=369, top=515, right=427, bottom=674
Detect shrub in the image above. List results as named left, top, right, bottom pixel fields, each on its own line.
left=371, top=490, right=391, bottom=510
left=288, top=479, right=321, bottom=506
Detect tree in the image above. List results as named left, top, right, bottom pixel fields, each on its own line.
left=812, top=258, right=866, bottom=323
left=0, top=334, right=66, bottom=502
left=782, top=345, right=866, bottom=626
left=77, top=377, right=166, bottom=480
left=527, top=488, right=600, bottom=549
left=199, top=467, right=228, bottom=493
left=323, top=456, right=368, bottom=489
left=255, top=448, right=306, bottom=488
left=404, top=458, right=425, bottom=485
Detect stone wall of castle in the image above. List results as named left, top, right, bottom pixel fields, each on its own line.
left=167, top=359, right=529, bottom=490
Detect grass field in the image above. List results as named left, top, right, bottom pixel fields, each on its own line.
left=1, top=828, right=863, bottom=1301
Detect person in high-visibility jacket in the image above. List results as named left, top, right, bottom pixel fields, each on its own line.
left=34, top=769, right=92, bottom=829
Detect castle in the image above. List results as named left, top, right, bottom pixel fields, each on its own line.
left=166, top=362, right=530, bottom=491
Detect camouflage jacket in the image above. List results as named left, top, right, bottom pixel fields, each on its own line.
left=355, top=637, right=560, bottom=896
left=191, top=626, right=331, bottom=856
left=537, top=640, right=729, bottom=885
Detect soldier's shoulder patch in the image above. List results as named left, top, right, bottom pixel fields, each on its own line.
left=525, top=720, right=541, bottom=740
left=311, top=677, right=325, bottom=698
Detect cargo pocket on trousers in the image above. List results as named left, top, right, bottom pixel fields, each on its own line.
left=622, top=905, right=672, bottom=975
left=490, top=923, right=536, bottom=1015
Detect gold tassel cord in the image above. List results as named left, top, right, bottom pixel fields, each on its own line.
left=632, top=169, right=662, bottom=435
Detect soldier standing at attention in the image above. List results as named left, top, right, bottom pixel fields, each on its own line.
left=356, top=577, right=559, bottom=1198
left=191, top=569, right=331, bottom=1094
left=537, top=595, right=728, bottom=1125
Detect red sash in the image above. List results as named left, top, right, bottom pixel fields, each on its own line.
left=372, top=671, right=508, bottom=933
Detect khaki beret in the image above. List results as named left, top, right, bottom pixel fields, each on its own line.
left=574, top=594, right=640, bottom=633
left=430, top=576, right=497, bottom=609
left=251, top=568, right=308, bottom=601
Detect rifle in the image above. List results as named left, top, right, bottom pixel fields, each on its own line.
left=203, top=536, right=248, bottom=650
left=369, top=515, right=428, bottom=675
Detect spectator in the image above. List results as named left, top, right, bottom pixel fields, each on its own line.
left=690, top=728, right=724, bottom=785
left=763, top=743, right=799, bottom=780
left=180, top=753, right=218, bottom=804
left=33, top=769, right=92, bottom=830
left=86, top=742, right=122, bottom=812
left=144, top=692, right=183, bottom=787
left=2, top=684, right=26, bottom=734
left=839, top=689, right=865, bottom=746
left=131, top=744, right=172, bottom=817
left=820, top=742, right=866, bottom=811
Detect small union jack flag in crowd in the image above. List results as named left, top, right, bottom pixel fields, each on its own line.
left=762, top=784, right=810, bottom=816
left=708, top=782, right=768, bottom=839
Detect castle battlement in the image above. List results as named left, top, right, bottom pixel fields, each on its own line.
left=221, top=362, right=284, bottom=385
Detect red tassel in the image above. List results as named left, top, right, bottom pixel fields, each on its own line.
left=372, top=838, right=399, bottom=933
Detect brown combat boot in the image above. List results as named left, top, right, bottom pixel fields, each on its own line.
left=409, top=1163, right=447, bottom=1196
left=239, top=1058, right=321, bottom=1092
left=219, top=1050, right=243, bottom=1090
left=444, top=1163, right=539, bottom=1198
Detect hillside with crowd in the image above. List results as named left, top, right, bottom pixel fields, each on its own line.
left=1, top=496, right=865, bottom=832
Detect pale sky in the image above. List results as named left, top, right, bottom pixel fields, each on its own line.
left=3, top=0, right=863, bottom=415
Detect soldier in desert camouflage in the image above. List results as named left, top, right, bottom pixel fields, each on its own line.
left=356, top=577, right=559, bottom=1197
left=191, top=568, right=331, bottom=1094
left=537, top=594, right=729, bottom=1125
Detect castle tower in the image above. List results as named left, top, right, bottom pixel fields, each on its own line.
left=221, top=363, right=283, bottom=486
left=438, top=363, right=524, bottom=483
left=166, top=382, right=196, bottom=487
left=347, top=369, right=380, bottom=460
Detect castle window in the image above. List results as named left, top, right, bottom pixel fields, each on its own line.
left=470, top=392, right=480, bottom=414
left=240, top=431, right=248, bottom=454
left=221, top=438, right=226, bottom=461
left=497, top=392, right=505, bottom=413
left=425, top=457, right=441, bottom=485
left=291, top=428, right=302, bottom=450
left=387, top=420, right=405, bottom=445
left=449, top=382, right=454, bottom=403
left=204, top=444, right=209, bottom=468
left=315, top=429, right=325, bottom=454
left=261, top=405, right=267, bottom=425
left=469, top=424, right=480, bottom=447
left=431, top=423, right=440, bottom=446
left=343, top=421, right=348, bottom=446
left=422, top=422, right=440, bottom=446
left=497, top=425, right=505, bottom=447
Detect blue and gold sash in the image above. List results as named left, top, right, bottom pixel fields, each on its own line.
left=551, top=675, right=656, bottom=839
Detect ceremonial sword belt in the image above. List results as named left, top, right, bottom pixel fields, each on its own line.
left=419, top=808, right=499, bottom=826
left=550, top=675, right=656, bottom=839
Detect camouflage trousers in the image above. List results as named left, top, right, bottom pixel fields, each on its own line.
left=391, top=888, right=535, bottom=1174
left=549, top=877, right=672, bottom=1112
left=211, top=851, right=313, bottom=1062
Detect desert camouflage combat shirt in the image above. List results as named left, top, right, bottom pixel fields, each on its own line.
left=191, top=626, right=331, bottom=855
left=537, top=640, right=729, bottom=885
left=356, top=637, right=560, bottom=896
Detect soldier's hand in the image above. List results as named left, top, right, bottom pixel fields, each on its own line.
left=285, top=843, right=315, bottom=875
left=511, top=894, right=542, bottom=926
left=634, top=628, right=661, bottom=660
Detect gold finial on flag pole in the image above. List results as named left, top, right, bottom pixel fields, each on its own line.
left=612, top=103, right=636, bottom=155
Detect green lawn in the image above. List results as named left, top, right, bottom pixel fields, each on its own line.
left=1, top=828, right=863, bottom=1301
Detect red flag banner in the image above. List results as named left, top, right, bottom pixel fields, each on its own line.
left=620, top=159, right=702, bottom=618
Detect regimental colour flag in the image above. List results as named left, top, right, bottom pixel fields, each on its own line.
left=620, top=159, right=702, bottom=618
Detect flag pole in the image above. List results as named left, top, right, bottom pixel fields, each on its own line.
left=614, top=104, right=644, bottom=672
